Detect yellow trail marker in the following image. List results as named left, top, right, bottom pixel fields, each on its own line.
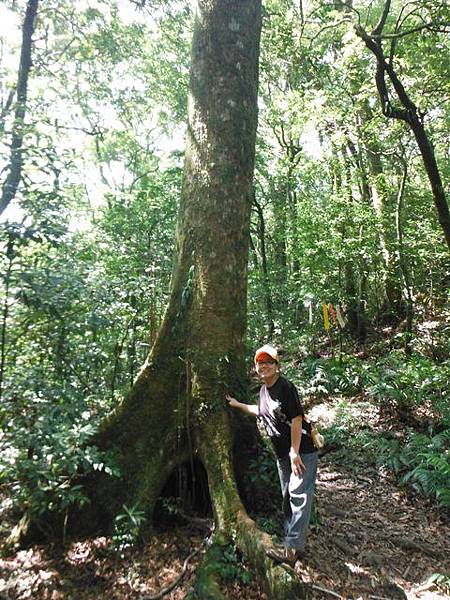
left=323, top=302, right=330, bottom=332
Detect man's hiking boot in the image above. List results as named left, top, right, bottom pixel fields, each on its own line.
left=265, top=545, right=298, bottom=567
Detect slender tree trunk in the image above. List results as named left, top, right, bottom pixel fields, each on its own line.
left=0, top=0, right=39, bottom=215
left=355, top=6, right=450, bottom=251
left=346, top=135, right=370, bottom=204
left=272, top=192, right=288, bottom=271
left=410, top=122, right=450, bottom=249
left=356, top=103, right=404, bottom=318
left=285, top=140, right=302, bottom=277
left=395, top=155, right=413, bottom=345
left=341, top=146, right=367, bottom=339
left=253, top=193, right=275, bottom=339
left=330, top=141, right=360, bottom=337
left=0, top=244, right=14, bottom=402
left=272, top=123, right=302, bottom=283
left=344, top=262, right=359, bottom=336
left=365, top=144, right=403, bottom=315
left=357, top=239, right=368, bottom=344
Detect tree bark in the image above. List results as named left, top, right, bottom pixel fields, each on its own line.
left=0, top=0, right=39, bottom=216
left=341, top=146, right=367, bottom=342
left=395, top=154, right=413, bottom=344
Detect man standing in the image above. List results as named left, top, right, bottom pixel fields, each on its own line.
left=227, top=344, right=318, bottom=566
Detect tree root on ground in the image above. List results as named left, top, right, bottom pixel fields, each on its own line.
left=5, top=513, right=29, bottom=549
left=150, top=510, right=307, bottom=600
left=234, top=507, right=306, bottom=599
left=184, top=536, right=230, bottom=600
left=181, top=501, right=307, bottom=599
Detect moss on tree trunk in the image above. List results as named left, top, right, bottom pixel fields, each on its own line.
left=91, top=0, right=262, bottom=524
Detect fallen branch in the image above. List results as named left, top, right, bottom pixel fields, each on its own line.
left=140, top=534, right=211, bottom=600
left=311, top=583, right=341, bottom=598
left=175, top=509, right=214, bottom=532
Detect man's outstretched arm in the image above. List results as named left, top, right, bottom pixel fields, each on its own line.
left=226, top=394, right=259, bottom=417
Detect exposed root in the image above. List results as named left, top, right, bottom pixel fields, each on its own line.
left=311, top=583, right=341, bottom=598
left=184, top=535, right=229, bottom=600
left=5, top=512, right=30, bottom=550
left=234, top=507, right=306, bottom=599
left=181, top=508, right=307, bottom=600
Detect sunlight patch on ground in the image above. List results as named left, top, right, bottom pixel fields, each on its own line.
left=406, top=583, right=450, bottom=600
left=308, top=397, right=380, bottom=428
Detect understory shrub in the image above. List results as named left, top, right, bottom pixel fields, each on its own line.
left=112, top=502, right=146, bottom=554
left=297, top=352, right=449, bottom=428
left=217, top=543, right=253, bottom=585
left=294, top=357, right=367, bottom=398
left=326, top=404, right=450, bottom=508
left=365, top=352, right=450, bottom=426
left=308, top=350, right=450, bottom=509
left=246, top=443, right=280, bottom=516
left=363, top=429, right=450, bottom=508
left=0, top=386, right=119, bottom=532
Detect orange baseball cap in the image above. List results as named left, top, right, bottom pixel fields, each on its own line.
left=254, top=344, right=279, bottom=364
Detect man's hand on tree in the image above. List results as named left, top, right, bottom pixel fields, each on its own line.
left=226, top=394, right=240, bottom=408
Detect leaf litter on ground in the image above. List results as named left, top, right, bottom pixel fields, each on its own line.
left=1, top=400, right=449, bottom=599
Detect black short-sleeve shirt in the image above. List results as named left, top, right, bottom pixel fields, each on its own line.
left=257, top=376, right=316, bottom=458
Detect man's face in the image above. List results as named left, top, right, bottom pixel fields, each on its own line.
left=256, top=359, right=278, bottom=380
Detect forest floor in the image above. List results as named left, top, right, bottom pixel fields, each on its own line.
left=1, top=400, right=449, bottom=600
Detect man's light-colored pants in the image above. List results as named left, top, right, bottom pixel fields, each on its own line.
left=276, top=451, right=318, bottom=552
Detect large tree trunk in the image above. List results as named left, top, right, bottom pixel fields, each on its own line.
left=75, top=2, right=305, bottom=597
left=93, top=0, right=262, bottom=526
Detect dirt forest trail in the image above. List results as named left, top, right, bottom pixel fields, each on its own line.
left=306, top=449, right=449, bottom=599
left=1, top=437, right=448, bottom=600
